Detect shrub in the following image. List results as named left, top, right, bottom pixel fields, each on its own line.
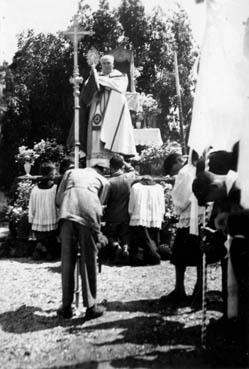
left=33, top=139, right=67, bottom=166
left=134, top=141, right=182, bottom=175
left=6, top=179, right=34, bottom=239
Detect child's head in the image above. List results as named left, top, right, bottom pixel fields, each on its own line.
left=109, top=154, right=124, bottom=175
left=59, top=156, right=74, bottom=175
left=163, top=153, right=183, bottom=176
left=40, top=161, right=56, bottom=180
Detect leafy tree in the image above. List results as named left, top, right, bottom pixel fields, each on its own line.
left=118, top=0, right=149, bottom=53
left=117, top=1, right=197, bottom=142
left=10, top=30, right=74, bottom=142
left=0, top=0, right=197, bottom=188
left=0, top=31, right=74, bottom=187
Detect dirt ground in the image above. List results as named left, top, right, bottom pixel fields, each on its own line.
left=0, top=258, right=247, bottom=369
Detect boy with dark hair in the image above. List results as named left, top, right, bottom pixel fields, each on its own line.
left=29, top=161, right=59, bottom=260
left=163, top=153, right=184, bottom=177
left=161, top=151, right=205, bottom=306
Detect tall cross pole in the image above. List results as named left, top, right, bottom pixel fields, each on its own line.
left=64, top=15, right=94, bottom=169
left=64, top=17, right=94, bottom=310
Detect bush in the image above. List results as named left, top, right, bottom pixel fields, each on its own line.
left=134, top=141, right=182, bottom=175
left=33, top=139, right=67, bottom=166
left=6, top=179, right=34, bottom=240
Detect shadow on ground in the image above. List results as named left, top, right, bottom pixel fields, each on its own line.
left=0, top=305, right=85, bottom=333
left=1, top=303, right=247, bottom=368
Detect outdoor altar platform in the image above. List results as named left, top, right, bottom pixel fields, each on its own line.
left=133, top=128, right=163, bottom=146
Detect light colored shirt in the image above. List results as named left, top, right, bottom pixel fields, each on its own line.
left=172, top=163, right=205, bottom=228
left=128, top=182, right=165, bottom=228
left=28, top=184, right=58, bottom=232
left=56, top=168, right=109, bottom=233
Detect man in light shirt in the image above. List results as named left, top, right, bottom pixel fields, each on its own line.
left=56, top=163, right=109, bottom=320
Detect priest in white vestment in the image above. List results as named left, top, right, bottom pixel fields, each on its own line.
left=80, top=54, right=137, bottom=168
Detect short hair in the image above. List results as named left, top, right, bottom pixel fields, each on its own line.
left=139, top=175, right=156, bottom=186
left=208, top=150, right=233, bottom=175
left=191, top=149, right=199, bottom=164
left=163, top=153, right=181, bottom=175
left=59, top=156, right=74, bottom=175
left=192, top=171, right=215, bottom=205
left=100, top=54, right=114, bottom=64
left=40, top=161, right=55, bottom=177
left=110, top=154, right=124, bottom=170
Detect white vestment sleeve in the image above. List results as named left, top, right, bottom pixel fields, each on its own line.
left=172, top=170, right=192, bottom=213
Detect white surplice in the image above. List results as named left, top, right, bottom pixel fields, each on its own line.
left=87, top=69, right=137, bottom=168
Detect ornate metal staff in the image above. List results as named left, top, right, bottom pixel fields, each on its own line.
left=64, top=15, right=95, bottom=170
left=64, top=15, right=94, bottom=309
left=201, top=214, right=208, bottom=349
left=86, top=46, right=100, bottom=92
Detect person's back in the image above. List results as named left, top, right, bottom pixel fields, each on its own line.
left=105, top=171, right=135, bottom=224
left=56, top=167, right=109, bottom=233
left=129, top=180, right=165, bottom=228
left=29, top=161, right=58, bottom=260
left=56, top=163, right=109, bottom=320
left=128, top=176, right=164, bottom=266
left=103, top=154, right=136, bottom=263
left=29, top=161, right=57, bottom=232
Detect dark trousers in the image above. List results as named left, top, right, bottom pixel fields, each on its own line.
left=221, top=258, right=228, bottom=318
left=230, top=237, right=249, bottom=347
left=60, top=219, right=97, bottom=308
left=104, top=222, right=130, bottom=247
left=129, top=226, right=161, bottom=265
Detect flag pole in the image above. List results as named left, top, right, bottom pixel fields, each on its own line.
left=174, top=51, right=187, bottom=155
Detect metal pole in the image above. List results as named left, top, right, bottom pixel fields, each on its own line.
left=201, top=249, right=207, bottom=349
left=64, top=17, right=95, bottom=311
left=201, top=200, right=208, bottom=349
left=72, top=20, right=81, bottom=310
left=73, top=21, right=80, bottom=170
left=174, top=51, right=187, bottom=155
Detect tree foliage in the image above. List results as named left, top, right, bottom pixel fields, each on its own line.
left=0, top=0, right=197, bottom=188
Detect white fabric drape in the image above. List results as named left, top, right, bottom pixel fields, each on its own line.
left=188, top=0, right=247, bottom=155
left=237, top=19, right=249, bottom=208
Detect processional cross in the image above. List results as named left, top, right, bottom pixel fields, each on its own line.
left=64, top=15, right=95, bottom=169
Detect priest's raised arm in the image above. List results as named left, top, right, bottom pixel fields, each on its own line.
left=80, top=54, right=137, bottom=168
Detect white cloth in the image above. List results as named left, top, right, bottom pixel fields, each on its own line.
left=225, top=170, right=238, bottom=194
left=237, top=19, right=249, bottom=208
left=188, top=0, right=246, bottom=155
left=125, top=92, right=140, bottom=112
left=28, top=184, right=58, bottom=232
left=87, top=69, right=137, bottom=167
left=172, top=164, right=205, bottom=231
left=133, top=129, right=163, bottom=146
left=128, top=183, right=165, bottom=228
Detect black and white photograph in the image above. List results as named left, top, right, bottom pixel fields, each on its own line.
left=0, top=0, right=249, bottom=368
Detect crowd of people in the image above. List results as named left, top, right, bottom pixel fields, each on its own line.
left=27, top=148, right=248, bottom=354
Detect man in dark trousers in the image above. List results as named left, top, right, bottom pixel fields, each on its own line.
left=56, top=163, right=109, bottom=319
left=104, top=154, right=136, bottom=263
left=193, top=166, right=248, bottom=352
